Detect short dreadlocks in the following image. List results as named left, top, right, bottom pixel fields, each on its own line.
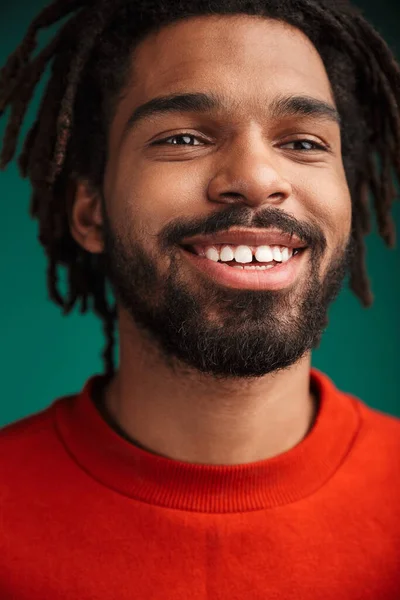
left=0, top=0, right=398, bottom=376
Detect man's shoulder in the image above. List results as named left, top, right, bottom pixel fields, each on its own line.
left=0, top=402, right=57, bottom=446
left=0, top=394, right=80, bottom=551
left=0, top=393, right=75, bottom=477
left=350, top=392, right=400, bottom=433
left=346, top=392, right=400, bottom=465
left=1, top=406, right=46, bottom=441
left=318, top=369, right=400, bottom=449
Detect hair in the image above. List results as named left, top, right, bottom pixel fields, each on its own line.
left=0, top=0, right=398, bottom=376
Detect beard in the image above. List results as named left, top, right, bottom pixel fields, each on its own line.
left=102, top=204, right=353, bottom=379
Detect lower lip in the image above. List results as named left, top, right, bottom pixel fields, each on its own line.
left=181, top=248, right=308, bottom=291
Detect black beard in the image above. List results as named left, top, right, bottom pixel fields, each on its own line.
left=102, top=205, right=353, bottom=379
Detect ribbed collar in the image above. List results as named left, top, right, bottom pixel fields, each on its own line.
left=53, top=368, right=361, bottom=513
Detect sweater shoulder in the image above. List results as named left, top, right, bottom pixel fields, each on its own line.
left=345, top=392, right=400, bottom=466
left=350, top=393, right=400, bottom=436
left=0, top=402, right=58, bottom=446
left=0, top=395, right=74, bottom=474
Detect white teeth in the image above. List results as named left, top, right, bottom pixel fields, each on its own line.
left=281, top=247, right=291, bottom=262
left=255, top=246, right=274, bottom=263
left=205, top=247, right=220, bottom=262
left=220, top=245, right=235, bottom=262
left=234, top=245, right=253, bottom=264
left=233, top=264, right=275, bottom=270
left=202, top=244, right=295, bottom=264
left=243, top=265, right=274, bottom=270
left=272, top=246, right=283, bottom=262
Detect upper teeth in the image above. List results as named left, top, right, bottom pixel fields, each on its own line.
left=202, top=245, right=293, bottom=264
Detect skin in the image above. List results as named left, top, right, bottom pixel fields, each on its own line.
left=71, top=15, right=351, bottom=465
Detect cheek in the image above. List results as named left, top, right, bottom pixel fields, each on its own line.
left=297, top=168, right=352, bottom=247
left=324, top=176, right=352, bottom=248
left=138, top=163, right=206, bottom=223
left=106, top=155, right=207, bottom=238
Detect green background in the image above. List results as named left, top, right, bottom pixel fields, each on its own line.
left=0, top=1, right=399, bottom=427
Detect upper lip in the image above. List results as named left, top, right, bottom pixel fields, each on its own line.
left=181, top=228, right=308, bottom=249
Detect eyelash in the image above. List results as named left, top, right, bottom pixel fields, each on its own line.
left=151, top=133, right=329, bottom=152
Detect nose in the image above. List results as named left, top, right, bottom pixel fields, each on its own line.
left=207, top=134, right=292, bottom=209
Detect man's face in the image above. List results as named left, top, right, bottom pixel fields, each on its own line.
left=100, top=14, right=352, bottom=378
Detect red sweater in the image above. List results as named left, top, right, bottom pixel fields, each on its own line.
left=1, top=368, right=399, bottom=599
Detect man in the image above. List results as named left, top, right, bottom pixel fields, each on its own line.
left=0, top=0, right=399, bottom=598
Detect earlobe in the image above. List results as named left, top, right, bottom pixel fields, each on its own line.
left=70, top=180, right=104, bottom=254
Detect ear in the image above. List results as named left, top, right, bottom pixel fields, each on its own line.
left=70, top=180, right=104, bottom=254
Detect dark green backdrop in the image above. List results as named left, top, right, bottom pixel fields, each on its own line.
left=0, top=1, right=399, bottom=427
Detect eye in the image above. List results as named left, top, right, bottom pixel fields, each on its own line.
left=280, top=139, right=328, bottom=151
left=151, top=133, right=204, bottom=146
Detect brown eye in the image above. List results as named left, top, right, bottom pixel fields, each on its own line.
left=281, top=139, right=327, bottom=151
left=153, top=134, right=203, bottom=146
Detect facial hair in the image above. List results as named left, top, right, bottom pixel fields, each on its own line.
left=101, top=204, right=353, bottom=379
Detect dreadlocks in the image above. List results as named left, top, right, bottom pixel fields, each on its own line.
left=0, top=0, right=398, bottom=375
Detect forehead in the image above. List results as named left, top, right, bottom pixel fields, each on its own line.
left=128, top=14, right=335, bottom=110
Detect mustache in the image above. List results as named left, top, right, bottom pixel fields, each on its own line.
left=160, top=205, right=327, bottom=253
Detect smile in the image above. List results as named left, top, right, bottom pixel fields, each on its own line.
left=180, top=244, right=308, bottom=291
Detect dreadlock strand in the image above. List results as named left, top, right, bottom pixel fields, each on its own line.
left=351, top=12, right=400, bottom=104
left=349, top=222, right=374, bottom=307
left=24, top=12, right=87, bottom=199
left=90, top=271, right=116, bottom=376
left=365, top=140, right=397, bottom=248
left=375, top=143, right=397, bottom=247
left=362, top=149, right=397, bottom=266
left=311, top=0, right=400, bottom=143
left=77, top=252, right=97, bottom=315
left=0, top=0, right=87, bottom=97
left=37, top=189, right=55, bottom=242
left=0, top=20, right=69, bottom=114
left=29, top=189, right=41, bottom=221
left=357, top=180, right=371, bottom=236
left=1, top=6, right=90, bottom=175
left=328, top=11, right=400, bottom=192
left=73, top=261, right=90, bottom=314
left=48, top=0, right=122, bottom=185
left=28, top=0, right=89, bottom=29
left=102, top=306, right=116, bottom=377
left=0, top=30, right=36, bottom=96
left=366, top=153, right=380, bottom=204
left=355, top=49, right=400, bottom=177
left=314, top=3, right=399, bottom=141
left=63, top=264, right=79, bottom=313
left=23, top=75, right=63, bottom=219
left=21, top=67, right=67, bottom=233
left=306, top=1, right=399, bottom=253
left=0, top=40, right=61, bottom=168
left=47, top=253, right=65, bottom=307
left=19, top=121, right=39, bottom=179
left=80, top=292, right=88, bottom=313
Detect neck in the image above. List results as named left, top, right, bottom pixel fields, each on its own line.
left=101, top=314, right=319, bottom=465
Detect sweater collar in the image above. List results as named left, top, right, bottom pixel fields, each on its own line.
left=54, top=368, right=360, bottom=513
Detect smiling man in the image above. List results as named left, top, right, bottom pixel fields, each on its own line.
left=0, top=0, right=399, bottom=598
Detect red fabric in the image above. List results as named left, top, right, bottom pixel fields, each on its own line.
left=1, top=368, right=399, bottom=599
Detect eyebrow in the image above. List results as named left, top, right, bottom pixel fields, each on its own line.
left=270, top=94, right=341, bottom=125
left=124, top=91, right=341, bottom=134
